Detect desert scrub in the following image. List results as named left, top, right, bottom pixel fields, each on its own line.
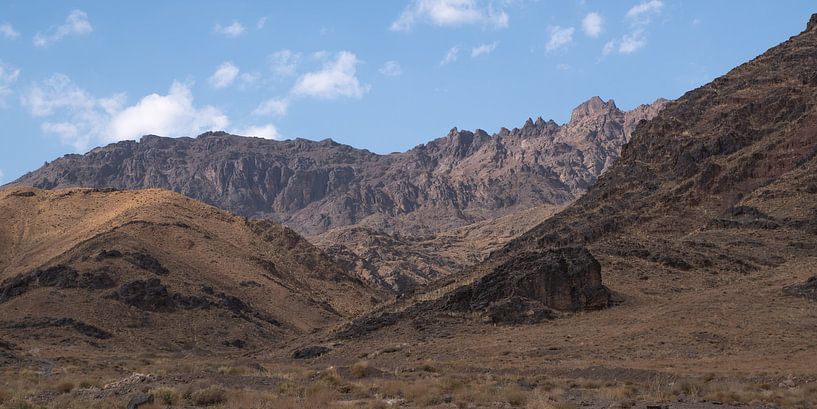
left=350, top=361, right=372, bottom=378
left=55, top=381, right=74, bottom=394
left=152, top=387, right=178, bottom=405
left=502, top=384, right=529, bottom=407
left=190, top=387, right=226, bottom=406
left=3, top=399, right=35, bottom=409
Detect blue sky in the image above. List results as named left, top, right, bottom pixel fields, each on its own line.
left=0, top=1, right=814, bottom=183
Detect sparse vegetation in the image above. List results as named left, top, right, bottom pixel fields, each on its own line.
left=55, top=381, right=74, bottom=394
left=189, top=387, right=226, bottom=406
left=350, top=360, right=372, bottom=378
left=152, top=387, right=177, bottom=405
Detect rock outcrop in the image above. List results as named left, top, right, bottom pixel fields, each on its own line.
left=444, top=247, right=612, bottom=324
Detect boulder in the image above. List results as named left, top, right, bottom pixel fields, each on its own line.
left=445, top=247, right=612, bottom=323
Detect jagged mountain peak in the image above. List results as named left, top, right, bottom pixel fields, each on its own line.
left=570, top=96, right=620, bottom=122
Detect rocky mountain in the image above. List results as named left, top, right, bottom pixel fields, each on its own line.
left=15, top=97, right=666, bottom=237
left=331, top=13, right=817, bottom=340
left=0, top=186, right=381, bottom=354
left=13, top=97, right=667, bottom=292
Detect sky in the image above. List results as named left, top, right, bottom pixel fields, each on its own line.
left=0, top=1, right=814, bottom=183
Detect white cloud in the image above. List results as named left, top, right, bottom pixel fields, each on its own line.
left=692, top=18, right=702, bottom=26
left=0, top=169, right=4, bottom=183
left=213, top=21, right=245, bottom=38
left=556, top=63, right=571, bottom=71
left=253, top=97, right=289, bottom=116
left=33, top=10, right=92, bottom=47
left=269, top=49, right=301, bottom=77
left=440, top=46, right=460, bottom=65
left=208, top=62, right=240, bottom=89
left=546, top=26, right=574, bottom=52
left=107, top=82, right=229, bottom=141
left=471, top=41, right=498, bottom=57
left=0, top=62, right=21, bottom=107
left=582, top=12, right=603, bottom=37
left=391, top=0, right=509, bottom=31
left=0, top=23, right=20, bottom=40
left=22, top=74, right=229, bottom=151
left=291, top=51, right=369, bottom=99
left=618, top=30, right=647, bottom=54
left=237, top=124, right=280, bottom=140
left=626, top=0, right=663, bottom=22
left=379, top=60, right=403, bottom=77
left=256, top=17, right=268, bottom=29
left=602, top=40, right=615, bottom=56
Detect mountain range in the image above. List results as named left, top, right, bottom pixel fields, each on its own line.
left=14, top=96, right=667, bottom=291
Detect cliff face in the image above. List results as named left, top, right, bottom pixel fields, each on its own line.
left=15, top=97, right=667, bottom=239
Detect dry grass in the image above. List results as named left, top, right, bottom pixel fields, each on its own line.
left=189, top=386, right=227, bottom=406
left=55, top=381, right=74, bottom=394
left=152, top=387, right=178, bottom=405
left=350, top=360, right=372, bottom=378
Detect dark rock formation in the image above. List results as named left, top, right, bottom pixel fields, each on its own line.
left=0, top=265, right=116, bottom=304
left=126, top=393, right=154, bottom=409
left=444, top=248, right=611, bottom=323
left=115, top=279, right=176, bottom=312
left=292, top=345, right=331, bottom=359
left=784, top=277, right=817, bottom=301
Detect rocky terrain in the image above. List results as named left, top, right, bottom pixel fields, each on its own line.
left=0, top=186, right=381, bottom=356
left=256, top=14, right=817, bottom=406
left=13, top=97, right=667, bottom=292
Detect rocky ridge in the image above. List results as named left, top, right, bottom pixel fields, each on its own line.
left=14, top=97, right=667, bottom=292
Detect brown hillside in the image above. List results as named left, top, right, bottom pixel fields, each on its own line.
left=0, top=187, right=380, bottom=356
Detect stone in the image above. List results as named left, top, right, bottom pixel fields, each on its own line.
left=293, top=345, right=330, bottom=359
left=126, top=393, right=154, bottom=409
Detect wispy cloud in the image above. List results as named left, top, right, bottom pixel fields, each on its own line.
left=0, top=61, right=20, bottom=107
left=391, top=0, right=508, bottom=31
left=626, top=0, right=663, bottom=22
left=33, top=10, right=92, bottom=47
left=213, top=21, right=246, bottom=38
left=0, top=23, right=20, bottom=40
left=253, top=97, right=289, bottom=116
left=256, top=17, right=268, bottom=30
left=22, top=74, right=228, bottom=151
left=582, top=12, right=603, bottom=38
left=603, top=0, right=662, bottom=56
left=440, top=46, right=460, bottom=65
left=291, top=51, right=369, bottom=99
left=546, top=26, right=574, bottom=52
left=269, top=50, right=301, bottom=77
left=208, top=62, right=240, bottom=89
left=379, top=60, right=403, bottom=77
left=471, top=41, right=498, bottom=57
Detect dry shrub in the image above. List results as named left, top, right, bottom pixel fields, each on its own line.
left=217, top=366, right=247, bottom=376
left=351, top=361, right=372, bottom=378
left=4, top=399, right=35, bottom=409
left=152, top=387, right=178, bottom=405
left=190, top=386, right=227, bottom=406
left=403, top=379, right=445, bottom=406
left=55, top=381, right=74, bottom=394
left=597, top=384, right=639, bottom=402
left=502, top=384, right=529, bottom=407
left=0, top=389, right=10, bottom=404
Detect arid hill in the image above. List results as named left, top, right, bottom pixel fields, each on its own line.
left=0, top=187, right=380, bottom=356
